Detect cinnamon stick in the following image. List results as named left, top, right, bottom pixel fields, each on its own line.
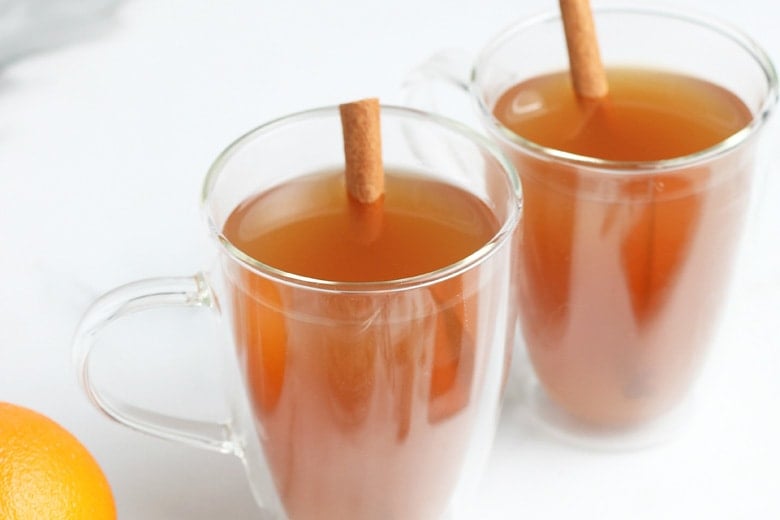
left=559, top=0, right=608, bottom=99
left=339, top=98, right=384, bottom=204
left=339, top=98, right=384, bottom=244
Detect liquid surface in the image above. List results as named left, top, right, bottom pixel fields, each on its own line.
left=494, top=67, right=750, bottom=161
left=494, top=68, right=753, bottom=426
left=223, top=170, right=498, bottom=282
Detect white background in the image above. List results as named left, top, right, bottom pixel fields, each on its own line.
left=1, top=0, right=778, bottom=518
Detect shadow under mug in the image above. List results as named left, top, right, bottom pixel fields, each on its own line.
left=405, top=5, right=778, bottom=447
left=72, top=105, right=521, bottom=519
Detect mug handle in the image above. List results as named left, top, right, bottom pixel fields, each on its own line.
left=401, top=48, right=475, bottom=123
left=72, top=272, right=237, bottom=455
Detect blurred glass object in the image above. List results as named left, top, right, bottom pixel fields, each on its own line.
left=0, top=0, right=121, bottom=66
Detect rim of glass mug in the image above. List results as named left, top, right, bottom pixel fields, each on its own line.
left=201, top=104, right=522, bottom=294
left=472, top=4, right=779, bottom=172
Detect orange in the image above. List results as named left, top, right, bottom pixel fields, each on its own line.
left=0, top=402, right=116, bottom=519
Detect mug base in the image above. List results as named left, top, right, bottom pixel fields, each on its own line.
left=522, top=379, right=694, bottom=451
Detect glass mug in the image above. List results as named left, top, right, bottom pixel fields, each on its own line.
left=405, top=5, right=778, bottom=446
left=73, top=105, right=521, bottom=519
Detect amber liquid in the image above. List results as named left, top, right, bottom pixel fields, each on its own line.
left=494, top=68, right=753, bottom=426
left=222, top=171, right=498, bottom=519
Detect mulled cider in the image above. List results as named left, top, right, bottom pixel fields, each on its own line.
left=494, top=67, right=754, bottom=426
left=222, top=169, right=500, bottom=519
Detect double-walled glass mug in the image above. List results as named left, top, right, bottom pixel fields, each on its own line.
left=405, top=5, right=778, bottom=446
left=72, top=106, right=521, bottom=519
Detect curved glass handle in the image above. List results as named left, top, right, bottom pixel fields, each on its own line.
left=73, top=273, right=237, bottom=455
left=401, top=48, right=474, bottom=121
left=402, top=49, right=492, bottom=185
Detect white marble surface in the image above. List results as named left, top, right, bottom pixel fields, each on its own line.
left=1, top=0, right=778, bottom=518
